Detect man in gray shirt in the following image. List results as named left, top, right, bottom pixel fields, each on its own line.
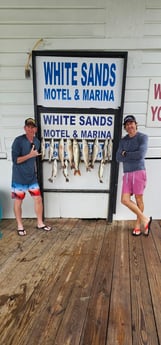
left=116, top=115, right=152, bottom=236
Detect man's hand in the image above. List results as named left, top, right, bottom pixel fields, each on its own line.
left=30, top=146, right=41, bottom=157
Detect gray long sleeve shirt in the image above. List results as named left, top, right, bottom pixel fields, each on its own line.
left=116, top=131, right=148, bottom=173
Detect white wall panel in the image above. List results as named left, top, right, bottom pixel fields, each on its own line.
left=143, top=51, right=161, bottom=63
left=44, top=192, right=109, bottom=218
left=0, top=9, right=105, bottom=22
left=126, top=77, right=150, bottom=90
left=144, top=24, right=161, bottom=36
left=0, top=53, right=27, bottom=66
left=145, top=9, right=161, bottom=21
left=0, top=104, right=34, bottom=116
left=0, top=24, right=105, bottom=38
left=2, top=37, right=161, bottom=53
left=1, top=0, right=161, bottom=219
left=0, top=0, right=105, bottom=8
left=0, top=80, right=32, bottom=92
left=123, top=102, right=148, bottom=114
left=125, top=90, right=148, bottom=102
left=0, top=67, right=28, bottom=79
left=0, top=92, right=33, bottom=104
left=146, top=0, right=161, bottom=8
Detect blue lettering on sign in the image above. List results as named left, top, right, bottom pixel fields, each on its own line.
left=81, top=63, right=116, bottom=86
left=44, top=88, right=72, bottom=100
left=44, top=129, right=70, bottom=138
left=81, top=130, right=112, bottom=139
left=82, top=89, right=114, bottom=101
left=43, top=114, right=76, bottom=125
left=79, top=115, right=113, bottom=126
left=43, top=62, right=78, bottom=86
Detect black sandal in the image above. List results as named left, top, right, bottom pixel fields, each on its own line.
left=17, top=229, right=26, bottom=236
left=36, top=225, right=52, bottom=231
left=132, top=228, right=142, bottom=236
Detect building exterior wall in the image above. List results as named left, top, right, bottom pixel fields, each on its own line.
left=0, top=0, right=161, bottom=219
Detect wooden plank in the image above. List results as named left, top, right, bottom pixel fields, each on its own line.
left=7, top=219, right=103, bottom=345
left=0, top=217, right=74, bottom=289
left=80, top=222, right=117, bottom=345
left=52, top=220, right=105, bottom=345
left=129, top=224, right=159, bottom=345
left=151, top=219, right=161, bottom=260
left=1, top=219, right=161, bottom=345
left=141, top=220, right=161, bottom=344
left=0, top=218, right=82, bottom=344
left=0, top=219, right=44, bottom=268
left=106, top=221, right=132, bottom=345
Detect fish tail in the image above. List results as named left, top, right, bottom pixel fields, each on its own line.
left=86, top=166, right=91, bottom=172
left=48, top=178, right=53, bottom=183
left=70, top=163, right=75, bottom=169
left=74, top=169, right=81, bottom=176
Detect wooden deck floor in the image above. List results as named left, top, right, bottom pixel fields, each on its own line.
left=0, top=217, right=161, bottom=345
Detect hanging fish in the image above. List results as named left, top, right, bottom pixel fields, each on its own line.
left=66, top=139, right=74, bottom=169
left=48, top=159, right=57, bottom=182
left=41, top=137, right=46, bottom=160
left=82, top=139, right=90, bottom=171
left=107, top=138, right=113, bottom=161
left=73, top=139, right=81, bottom=176
left=91, top=138, right=99, bottom=168
left=98, top=159, right=105, bottom=183
left=48, top=138, right=54, bottom=162
left=102, top=138, right=108, bottom=163
left=58, top=138, right=65, bottom=168
left=63, top=159, right=69, bottom=182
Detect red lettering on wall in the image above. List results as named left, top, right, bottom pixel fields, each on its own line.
left=151, top=106, right=161, bottom=121
left=154, top=84, right=161, bottom=99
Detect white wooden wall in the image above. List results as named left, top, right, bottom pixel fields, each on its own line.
left=0, top=0, right=161, bottom=219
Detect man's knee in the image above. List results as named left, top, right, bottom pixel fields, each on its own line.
left=121, top=194, right=129, bottom=206
left=34, top=195, right=43, bottom=205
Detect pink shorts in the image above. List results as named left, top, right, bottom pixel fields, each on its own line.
left=122, top=170, right=147, bottom=195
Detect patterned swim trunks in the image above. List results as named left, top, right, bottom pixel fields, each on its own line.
left=11, top=182, right=41, bottom=200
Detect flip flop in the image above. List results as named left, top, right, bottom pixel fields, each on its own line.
left=17, top=229, right=26, bottom=236
left=132, top=228, right=142, bottom=236
left=144, top=216, right=152, bottom=236
left=36, top=225, right=52, bottom=231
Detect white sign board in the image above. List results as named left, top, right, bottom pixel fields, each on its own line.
left=34, top=55, right=124, bottom=109
left=41, top=112, right=114, bottom=140
left=32, top=51, right=127, bottom=221
left=147, top=79, right=161, bottom=127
